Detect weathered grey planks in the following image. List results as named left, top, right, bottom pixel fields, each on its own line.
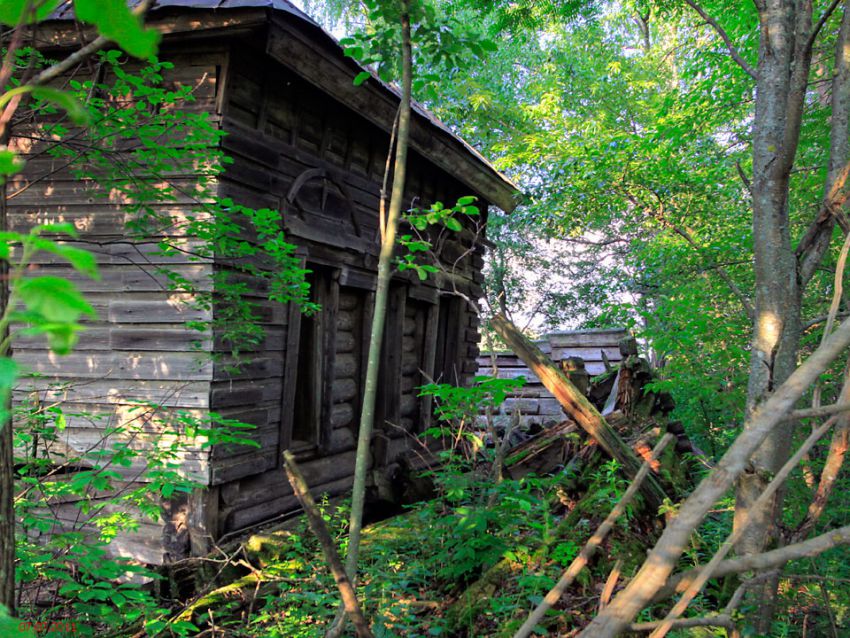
left=479, top=329, right=628, bottom=429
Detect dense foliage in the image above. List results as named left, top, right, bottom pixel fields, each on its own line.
left=1, top=0, right=849, bottom=636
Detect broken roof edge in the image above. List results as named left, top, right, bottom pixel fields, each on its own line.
left=48, top=0, right=522, bottom=213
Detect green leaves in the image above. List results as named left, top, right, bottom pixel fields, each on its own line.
left=0, top=358, right=18, bottom=390
left=16, top=276, right=95, bottom=354
left=31, top=87, right=90, bottom=125
left=0, top=0, right=61, bottom=25
left=0, top=149, right=25, bottom=177
left=73, top=0, right=160, bottom=59
left=32, top=240, right=100, bottom=279
left=353, top=71, right=372, bottom=86
left=17, top=276, right=94, bottom=323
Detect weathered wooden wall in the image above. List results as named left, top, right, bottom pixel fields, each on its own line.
left=206, top=36, right=486, bottom=538
left=478, top=329, right=627, bottom=429
left=10, top=46, right=228, bottom=564
left=14, top=14, right=494, bottom=563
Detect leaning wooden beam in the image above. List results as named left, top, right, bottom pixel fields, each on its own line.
left=490, top=313, right=668, bottom=511
left=512, top=433, right=674, bottom=638
left=282, top=451, right=374, bottom=638
left=652, top=523, right=850, bottom=604
left=579, top=315, right=850, bottom=638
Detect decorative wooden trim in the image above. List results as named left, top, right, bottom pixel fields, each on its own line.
left=339, top=266, right=376, bottom=291
left=266, top=20, right=519, bottom=212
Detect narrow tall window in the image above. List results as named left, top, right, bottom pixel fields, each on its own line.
left=292, top=269, right=323, bottom=447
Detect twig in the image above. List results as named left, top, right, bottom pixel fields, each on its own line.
left=786, top=401, right=850, bottom=420
left=282, top=451, right=373, bottom=638
left=598, top=559, right=622, bottom=613
left=807, top=0, right=844, bottom=51
left=630, top=614, right=735, bottom=632
left=512, top=433, right=674, bottom=638
left=653, top=524, right=850, bottom=604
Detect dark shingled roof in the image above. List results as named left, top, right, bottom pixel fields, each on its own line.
left=50, top=0, right=520, bottom=209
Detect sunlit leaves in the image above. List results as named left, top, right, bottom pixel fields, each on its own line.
left=16, top=276, right=94, bottom=354
left=0, top=358, right=18, bottom=391
left=31, top=87, right=90, bottom=125
left=0, top=149, right=25, bottom=177
left=73, top=0, right=160, bottom=59
left=0, top=0, right=61, bottom=25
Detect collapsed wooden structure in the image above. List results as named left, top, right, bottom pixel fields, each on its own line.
left=12, top=1, right=518, bottom=564
left=478, top=328, right=627, bottom=430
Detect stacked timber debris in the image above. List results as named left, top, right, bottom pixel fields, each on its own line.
left=478, top=329, right=627, bottom=430
left=442, top=315, right=702, bottom=632
left=487, top=316, right=702, bottom=497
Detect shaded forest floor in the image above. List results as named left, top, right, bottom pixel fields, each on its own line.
left=168, top=458, right=848, bottom=637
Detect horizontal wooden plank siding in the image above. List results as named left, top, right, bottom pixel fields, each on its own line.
left=478, top=330, right=628, bottom=429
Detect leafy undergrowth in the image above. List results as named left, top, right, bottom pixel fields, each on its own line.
left=191, top=460, right=664, bottom=638
left=167, top=463, right=850, bottom=638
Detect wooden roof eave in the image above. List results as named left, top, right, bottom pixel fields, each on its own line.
left=38, top=7, right=270, bottom=49
left=39, top=5, right=520, bottom=212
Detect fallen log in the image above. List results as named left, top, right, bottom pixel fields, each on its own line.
left=491, top=314, right=668, bottom=512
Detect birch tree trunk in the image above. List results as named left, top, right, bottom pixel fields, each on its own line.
left=336, top=0, right=413, bottom=629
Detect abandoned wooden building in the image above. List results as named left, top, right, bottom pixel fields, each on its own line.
left=11, top=1, right=519, bottom=563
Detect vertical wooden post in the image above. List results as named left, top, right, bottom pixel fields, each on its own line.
left=279, top=258, right=306, bottom=456
left=419, top=297, right=440, bottom=432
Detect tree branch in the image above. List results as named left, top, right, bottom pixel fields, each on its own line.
left=282, top=451, right=373, bottom=638
left=652, top=524, right=850, bottom=604
left=683, top=0, right=757, bottom=79
left=797, top=1, right=850, bottom=285
left=512, top=434, right=675, bottom=638
left=646, top=416, right=837, bottom=637
left=577, top=313, right=850, bottom=637
left=29, top=0, right=154, bottom=87
left=808, top=0, right=844, bottom=51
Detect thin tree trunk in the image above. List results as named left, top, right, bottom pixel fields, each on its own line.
left=330, top=3, right=413, bottom=634
left=0, top=180, right=12, bottom=614
left=735, top=0, right=813, bottom=629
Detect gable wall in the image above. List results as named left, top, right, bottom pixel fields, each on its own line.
left=9, top=44, right=227, bottom=563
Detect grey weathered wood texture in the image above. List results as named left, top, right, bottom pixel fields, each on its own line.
left=14, top=4, right=512, bottom=565
left=478, top=329, right=627, bottom=429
